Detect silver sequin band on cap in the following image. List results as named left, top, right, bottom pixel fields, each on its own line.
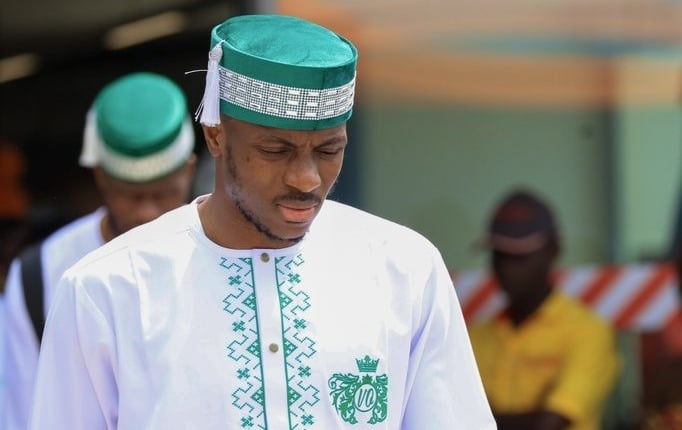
left=218, top=66, right=355, bottom=120
left=97, top=117, right=195, bottom=182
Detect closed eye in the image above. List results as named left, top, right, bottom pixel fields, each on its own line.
left=258, top=146, right=291, bottom=156
left=317, top=147, right=344, bottom=156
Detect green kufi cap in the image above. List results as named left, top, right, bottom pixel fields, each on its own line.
left=80, top=72, right=195, bottom=182
left=197, top=14, right=358, bottom=130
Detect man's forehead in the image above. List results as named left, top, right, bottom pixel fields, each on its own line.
left=229, top=117, right=347, bottom=143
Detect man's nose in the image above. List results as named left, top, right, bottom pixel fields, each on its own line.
left=284, top=155, right=321, bottom=193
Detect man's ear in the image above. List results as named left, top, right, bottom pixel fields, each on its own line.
left=92, top=166, right=107, bottom=188
left=202, top=124, right=224, bottom=157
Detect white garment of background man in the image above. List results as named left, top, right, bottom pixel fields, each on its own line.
left=2, top=210, right=104, bottom=428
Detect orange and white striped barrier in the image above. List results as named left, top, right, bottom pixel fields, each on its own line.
left=451, top=263, right=680, bottom=331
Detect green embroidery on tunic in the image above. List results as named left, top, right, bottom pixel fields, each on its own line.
left=221, top=257, right=268, bottom=429
left=328, top=356, right=388, bottom=425
left=220, top=254, right=318, bottom=430
left=275, top=254, right=319, bottom=430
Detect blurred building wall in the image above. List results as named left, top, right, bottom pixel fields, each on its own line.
left=612, top=59, right=682, bottom=263
left=363, top=104, right=610, bottom=271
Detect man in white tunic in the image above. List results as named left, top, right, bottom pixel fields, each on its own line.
left=29, top=15, right=495, bottom=430
left=1, top=72, right=196, bottom=430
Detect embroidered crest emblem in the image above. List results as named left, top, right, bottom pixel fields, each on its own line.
left=328, top=355, right=388, bottom=425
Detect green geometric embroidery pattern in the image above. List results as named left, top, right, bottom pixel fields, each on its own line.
left=275, top=254, right=319, bottom=429
left=328, top=356, right=389, bottom=425
left=220, top=257, right=267, bottom=429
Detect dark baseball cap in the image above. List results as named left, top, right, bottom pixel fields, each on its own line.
left=477, top=189, right=558, bottom=255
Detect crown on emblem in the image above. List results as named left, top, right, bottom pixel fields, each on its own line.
left=355, top=355, right=379, bottom=373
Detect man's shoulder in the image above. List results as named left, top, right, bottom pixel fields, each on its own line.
left=553, top=291, right=613, bottom=332
left=317, top=200, right=433, bottom=246
left=42, top=208, right=104, bottom=248
left=468, top=317, right=499, bottom=337
left=69, top=204, right=195, bottom=272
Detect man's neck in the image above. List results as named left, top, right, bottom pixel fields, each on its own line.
left=99, top=212, right=118, bottom=243
left=508, top=285, right=552, bottom=327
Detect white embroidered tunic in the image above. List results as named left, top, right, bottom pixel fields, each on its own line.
left=1, top=208, right=105, bottom=430
left=29, top=200, right=495, bottom=430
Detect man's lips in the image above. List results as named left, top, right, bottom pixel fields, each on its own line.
left=277, top=204, right=317, bottom=223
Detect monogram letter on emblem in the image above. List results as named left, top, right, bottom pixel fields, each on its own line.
left=328, top=355, right=388, bottom=425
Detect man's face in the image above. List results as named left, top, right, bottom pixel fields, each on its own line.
left=491, top=243, right=556, bottom=303
left=209, top=117, right=347, bottom=248
left=96, top=159, right=195, bottom=237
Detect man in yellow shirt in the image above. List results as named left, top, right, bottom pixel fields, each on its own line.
left=469, top=189, right=619, bottom=430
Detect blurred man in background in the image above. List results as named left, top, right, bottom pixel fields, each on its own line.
left=0, top=71, right=196, bottom=430
left=468, top=189, right=619, bottom=430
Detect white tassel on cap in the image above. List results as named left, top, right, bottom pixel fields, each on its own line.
left=196, top=42, right=223, bottom=126
left=79, top=109, right=99, bottom=167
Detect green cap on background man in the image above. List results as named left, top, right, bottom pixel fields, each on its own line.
left=80, top=72, right=195, bottom=183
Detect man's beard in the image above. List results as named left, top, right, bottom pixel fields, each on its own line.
left=235, top=197, right=303, bottom=244
left=226, top=147, right=328, bottom=245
